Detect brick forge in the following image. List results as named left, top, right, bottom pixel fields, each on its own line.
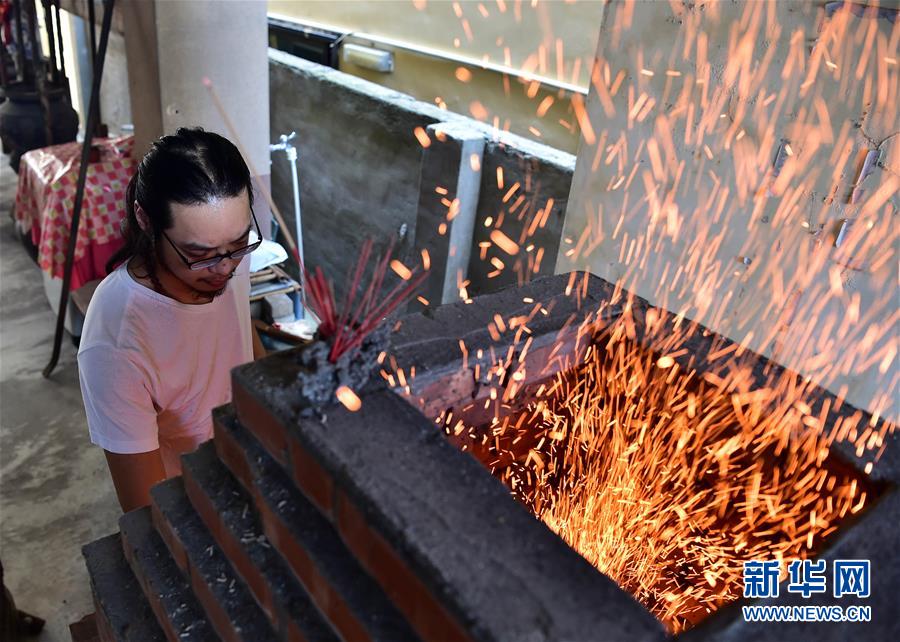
left=390, top=273, right=899, bottom=640
left=81, top=272, right=897, bottom=641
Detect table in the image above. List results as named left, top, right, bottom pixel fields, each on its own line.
left=14, top=135, right=135, bottom=291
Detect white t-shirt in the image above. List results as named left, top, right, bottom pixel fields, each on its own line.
left=77, top=257, right=253, bottom=476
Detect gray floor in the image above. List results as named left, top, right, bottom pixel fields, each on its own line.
left=1, top=155, right=121, bottom=640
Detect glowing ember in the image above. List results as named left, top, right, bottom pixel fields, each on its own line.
left=490, top=229, right=520, bottom=255
left=413, top=126, right=432, bottom=148
left=390, top=259, right=413, bottom=281
left=335, top=385, right=362, bottom=412
left=455, top=66, right=473, bottom=82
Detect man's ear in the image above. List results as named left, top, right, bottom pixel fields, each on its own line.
left=134, top=201, right=151, bottom=234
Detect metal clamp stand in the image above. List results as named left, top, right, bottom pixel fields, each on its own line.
left=269, top=131, right=307, bottom=320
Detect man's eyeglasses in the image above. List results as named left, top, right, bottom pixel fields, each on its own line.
left=162, top=208, right=262, bottom=271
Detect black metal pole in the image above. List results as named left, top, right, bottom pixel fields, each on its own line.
left=53, top=0, right=67, bottom=84
left=86, top=0, right=100, bottom=128
left=13, top=0, right=27, bottom=82
left=41, top=0, right=57, bottom=83
left=25, top=0, right=53, bottom=146
left=86, top=0, right=96, bottom=68
left=43, top=0, right=115, bottom=379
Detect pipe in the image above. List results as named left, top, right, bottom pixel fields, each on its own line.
left=270, top=131, right=307, bottom=319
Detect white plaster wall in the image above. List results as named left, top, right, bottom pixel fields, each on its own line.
left=154, top=0, right=270, bottom=175
left=559, top=1, right=899, bottom=422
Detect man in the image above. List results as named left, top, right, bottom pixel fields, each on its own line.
left=78, top=128, right=265, bottom=512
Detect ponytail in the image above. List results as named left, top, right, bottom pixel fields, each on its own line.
left=105, top=172, right=147, bottom=274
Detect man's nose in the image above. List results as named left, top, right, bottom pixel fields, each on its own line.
left=209, top=257, right=236, bottom=276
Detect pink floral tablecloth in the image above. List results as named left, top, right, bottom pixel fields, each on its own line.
left=14, top=135, right=135, bottom=290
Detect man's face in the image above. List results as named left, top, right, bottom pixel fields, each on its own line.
left=160, top=189, right=253, bottom=296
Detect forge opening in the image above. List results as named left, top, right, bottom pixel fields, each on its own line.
left=436, top=328, right=882, bottom=633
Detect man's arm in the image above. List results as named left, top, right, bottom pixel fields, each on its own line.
left=103, top=449, right=167, bottom=512
left=79, top=347, right=164, bottom=512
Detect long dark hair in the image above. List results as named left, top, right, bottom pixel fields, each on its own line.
left=106, top=127, right=254, bottom=290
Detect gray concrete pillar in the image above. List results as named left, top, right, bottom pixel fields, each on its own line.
left=120, top=0, right=272, bottom=235
left=120, top=0, right=160, bottom=155
left=412, top=122, right=485, bottom=310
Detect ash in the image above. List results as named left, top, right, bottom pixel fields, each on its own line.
left=295, top=324, right=389, bottom=412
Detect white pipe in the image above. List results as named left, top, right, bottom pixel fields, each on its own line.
left=270, top=132, right=307, bottom=319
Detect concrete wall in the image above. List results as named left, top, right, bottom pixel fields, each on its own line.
left=559, top=1, right=899, bottom=422
left=336, top=45, right=584, bottom=154
left=468, top=138, right=573, bottom=296
left=269, top=49, right=438, bottom=296
left=268, top=49, right=574, bottom=303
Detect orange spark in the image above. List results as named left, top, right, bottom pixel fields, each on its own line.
left=490, top=229, right=520, bottom=255
left=469, top=101, right=489, bottom=120
left=413, top=127, right=431, bottom=148
left=390, top=260, right=412, bottom=281
left=455, top=67, right=473, bottom=82
left=335, top=385, right=361, bottom=412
